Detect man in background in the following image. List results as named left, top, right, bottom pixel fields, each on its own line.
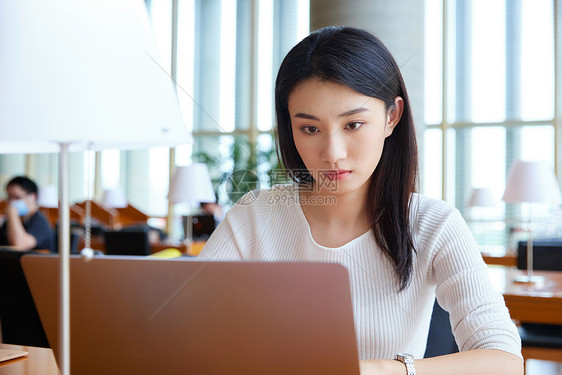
left=0, top=176, right=54, bottom=252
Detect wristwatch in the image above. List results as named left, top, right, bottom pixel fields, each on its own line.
left=395, top=353, right=416, bottom=375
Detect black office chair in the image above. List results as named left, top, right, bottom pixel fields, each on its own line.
left=0, top=249, right=50, bottom=347
left=182, top=214, right=216, bottom=241
left=121, top=224, right=168, bottom=241
left=516, top=240, right=562, bottom=372
left=424, top=299, right=458, bottom=358
left=52, top=232, right=80, bottom=254
left=517, top=240, right=562, bottom=271
left=104, top=229, right=151, bottom=256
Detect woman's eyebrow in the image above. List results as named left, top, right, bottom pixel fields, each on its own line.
left=294, top=107, right=369, bottom=120
left=338, top=107, right=369, bottom=117
left=294, top=113, right=320, bottom=120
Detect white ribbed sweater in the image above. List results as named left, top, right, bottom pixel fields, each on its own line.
left=199, top=184, right=521, bottom=360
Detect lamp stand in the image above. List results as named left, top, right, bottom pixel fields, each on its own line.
left=184, top=203, right=193, bottom=254
left=57, top=142, right=71, bottom=375
left=513, top=207, right=544, bottom=284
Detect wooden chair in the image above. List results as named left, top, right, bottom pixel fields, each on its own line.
left=74, top=200, right=116, bottom=227
left=114, top=204, right=149, bottom=228
left=39, top=205, right=86, bottom=228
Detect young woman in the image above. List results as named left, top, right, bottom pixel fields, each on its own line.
left=199, top=26, right=523, bottom=375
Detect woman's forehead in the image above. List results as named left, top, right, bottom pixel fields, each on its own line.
left=288, top=78, right=384, bottom=116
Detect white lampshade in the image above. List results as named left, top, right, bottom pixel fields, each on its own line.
left=468, top=187, right=496, bottom=208
left=101, top=188, right=128, bottom=209
left=37, top=185, right=59, bottom=208
left=0, top=0, right=189, bottom=154
left=168, top=163, right=216, bottom=205
left=502, top=161, right=562, bottom=204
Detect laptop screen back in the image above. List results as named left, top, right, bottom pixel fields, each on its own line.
left=22, top=255, right=360, bottom=375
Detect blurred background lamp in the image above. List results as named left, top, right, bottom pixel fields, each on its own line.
left=168, top=163, right=215, bottom=246
left=467, top=187, right=496, bottom=250
left=37, top=185, right=59, bottom=208
left=101, top=188, right=128, bottom=209
left=502, top=160, right=562, bottom=283
left=467, top=187, right=496, bottom=208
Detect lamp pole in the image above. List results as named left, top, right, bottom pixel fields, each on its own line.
left=58, top=142, right=71, bottom=375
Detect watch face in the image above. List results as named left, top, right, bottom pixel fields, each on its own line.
left=396, top=352, right=414, bottom=360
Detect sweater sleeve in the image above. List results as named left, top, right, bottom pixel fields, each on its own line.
left=197, top=208, right=245, bottom=260
left=198, top=188, right=275, bottom=261
left=430, top=208, right=522, bottom=357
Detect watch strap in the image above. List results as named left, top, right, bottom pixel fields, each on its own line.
left=395, top=353, right=416, bottom=375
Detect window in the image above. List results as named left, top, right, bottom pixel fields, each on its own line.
left=163, top=0, right=309, bottom=208
left=424, top=0, right=560, bottom=249
left=111, top=0, right=310, bottom=217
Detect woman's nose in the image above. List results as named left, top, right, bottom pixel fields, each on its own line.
left=320, top=130, right=347, bottom=164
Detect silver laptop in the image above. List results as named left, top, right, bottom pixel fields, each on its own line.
left=22, top=255, right=360, bottom=375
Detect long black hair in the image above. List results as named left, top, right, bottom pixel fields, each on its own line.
left=275, top=26, right=419, bottom=290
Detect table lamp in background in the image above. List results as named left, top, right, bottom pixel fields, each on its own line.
left=502, top=160, right=562, bottom=283
left=0, top=1, right=189, bottom=373
left=467, top=187, right=496, bottom=249
left=92, top=187, right=129, bottom=247
left=38, top=185, right=59, bottom=208
left=101, top=188, right=128, bottom=210
left=168, top=163, right=215, bottom=249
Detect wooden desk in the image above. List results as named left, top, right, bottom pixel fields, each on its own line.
left=0, top=344, right=59, bottom=375
left=488, top=267, right=562, bottom=324
left=481, top=248, right=517, bottom=267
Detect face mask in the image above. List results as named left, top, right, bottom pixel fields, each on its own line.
left=10, top=199, right=30, bottom=216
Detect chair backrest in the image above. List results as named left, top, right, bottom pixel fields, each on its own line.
left=52, top=232, right=80, bottom=254
left=0, top=249, right=49, bottom=347
left=183, top=214, right=216, bottom=239
left=121, top=225, right=167, bottom=241
left=517, top=240, right=562, bottom=271
left=424, top=299, right=459, bottom=358
left=516, top=239, right=562, bottom=342
left=104, top=229, right=151, bottom=256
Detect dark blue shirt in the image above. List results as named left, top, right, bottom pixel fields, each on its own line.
left=0, top=210, right=55, bottom=252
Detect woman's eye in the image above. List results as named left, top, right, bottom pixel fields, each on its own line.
left=301, top=126, right=319, bottom=134
left=345, top=122, right=364, bottom=130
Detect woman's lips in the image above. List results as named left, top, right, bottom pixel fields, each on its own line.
left=323, top=170, right=351, bottom=181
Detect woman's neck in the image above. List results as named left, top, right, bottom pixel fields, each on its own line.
left=298, top=183, right=371, bottom=247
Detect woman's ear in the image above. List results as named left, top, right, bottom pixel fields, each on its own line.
left=384, top=96, right=404, bottom=137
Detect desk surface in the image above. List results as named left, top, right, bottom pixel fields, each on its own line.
left=481, top=247, right=517, bottom=267
left=488, top=267, right=562, bottom=324
left=0, top=344, right=59, bottom=375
